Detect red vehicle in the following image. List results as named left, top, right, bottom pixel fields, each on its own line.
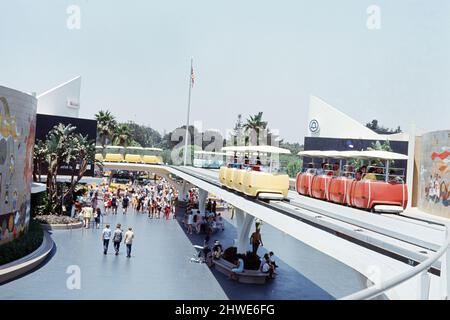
left=296, top=150, right=409, bottom=213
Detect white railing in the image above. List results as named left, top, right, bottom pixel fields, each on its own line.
left=341, top=223, right=450, bottom=300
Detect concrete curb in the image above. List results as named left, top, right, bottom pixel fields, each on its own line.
left=0, top=231, right=54, bottom=284
left=40, top=222, right=83, bottom=230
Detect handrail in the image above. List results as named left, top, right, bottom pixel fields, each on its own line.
left=341, top=224, right=450, bottom=300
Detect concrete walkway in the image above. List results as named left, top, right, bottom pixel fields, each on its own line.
left=0, top=207, right=227, bottom=299
left=1, top=204, right=368, bottom=299
left=176, top=206, right=367, bottom=299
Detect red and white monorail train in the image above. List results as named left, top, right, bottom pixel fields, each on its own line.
left=296, top=150, right=408, bottom=213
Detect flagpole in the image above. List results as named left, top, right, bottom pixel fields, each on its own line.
left=183, top=58, right=193, bottom=166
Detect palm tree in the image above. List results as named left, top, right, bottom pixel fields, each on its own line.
left=244, top=112, right=268, bottom=146
left=113, top=123, right=133, bottom=147
left=95, top=110, right=117, bottom=148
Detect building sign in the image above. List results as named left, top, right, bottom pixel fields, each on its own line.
left=309, top=119, right=320, bottom=133
left=67, top=99, right=80, bottom=109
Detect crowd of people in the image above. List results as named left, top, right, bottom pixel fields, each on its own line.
left=100, top=178, right=178, bottom=220
left=184, top=192, right=225, bottom=246
left=70, top=177, right=279, bottom=278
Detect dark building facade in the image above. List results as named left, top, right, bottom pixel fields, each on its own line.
left=35, top=113, right=97, bottom=177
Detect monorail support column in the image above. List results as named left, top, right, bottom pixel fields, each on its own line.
left=178, top=180, right=189, bottom=202
left=234, top=208, right=254, bottom=254
left=198, top=189, right=208, bottom=216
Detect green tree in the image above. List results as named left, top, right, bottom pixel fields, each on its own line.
left=366, top=119, right=402, bottom=135
left=113, top=123, right=133, bottom=147
left=126, top=121, right=162, bottom=147
left=244, top=112, right=268, bottom=146
left=34, top=123, right=95, bottom=215
left=33, top=140, right=47, bottom=183
left=95, top=110, right=117, bottom=147
left=286, top=159, right=302, bottom=178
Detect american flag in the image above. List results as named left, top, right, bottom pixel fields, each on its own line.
left=190, top=65, right=195, bottom=88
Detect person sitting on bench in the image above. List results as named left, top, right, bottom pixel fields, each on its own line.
left=230, top=254, right=245, bottom=280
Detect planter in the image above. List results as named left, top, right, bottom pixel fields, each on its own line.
left=0, top=231, right=54, bottom=284
left=213, top=258, right=269, bottom=284
left=40, top=221, right=83, bottom=230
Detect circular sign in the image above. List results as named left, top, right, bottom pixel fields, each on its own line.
left=309, top=119, right=320, bottom=133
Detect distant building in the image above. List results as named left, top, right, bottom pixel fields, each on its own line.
left=37, top=76, right=81, bottom=118
left=35, top=76, right=97, bottom=177
left=303, top=95, right=409, bottom=178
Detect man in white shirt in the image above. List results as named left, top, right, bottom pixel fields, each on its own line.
left=124, top=227, right=135, bottom=258
left=101, top=224, right=112, bottom=255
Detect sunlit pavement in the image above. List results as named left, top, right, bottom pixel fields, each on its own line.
left=0, top=204, right=367, bottom=299
left=0, top=207, right=227, bottom=300
left=175, top=206, right=367, bottom=300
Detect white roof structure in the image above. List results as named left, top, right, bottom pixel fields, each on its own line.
left=126, top=146, right=144, bottom=150
left=37, top=76, right=81, bottom=118
left=297, top=149, right=408, bottom=160
left=307, top=96, right=409, bottom=141
left=194, top=150, right=227, bottom=156
left=222, top=145, right=291, bottom=154
left=144, top=147, right=163, bottom=151
left=106, top=145, right=124, bottom=150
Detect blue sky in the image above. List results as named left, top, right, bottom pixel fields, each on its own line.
left=0, top=0, right=449, bottom=142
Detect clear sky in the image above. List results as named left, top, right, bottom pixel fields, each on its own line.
left=0, top=0, right=449, bottom=143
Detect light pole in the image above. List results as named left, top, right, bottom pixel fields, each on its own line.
left=183, top=58, right=194, bottom=166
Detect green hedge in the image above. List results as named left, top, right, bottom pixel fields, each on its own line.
left=0, top=220, right=44, bottom=266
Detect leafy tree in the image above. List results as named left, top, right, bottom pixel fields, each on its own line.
left=34, top=123, right=95, bottom=215
left=113, top=123, right=133, bottom=147
left=366, top=119, right=402, bottom=135
left=95, top=110, right=117, bottom=147
left=126, top=121, right=162, bottom=147
left=244, top=112, right=268, bottom=146
left=33, top=140, right=47, bottom=183
left=286, top=159, right=302, bottom=178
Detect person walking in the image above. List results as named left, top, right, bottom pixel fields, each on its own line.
left=250, top=228, right=263, bottom=254
left=124, top=227, right=134, bottom=258
left=122, top=195, right=129, bottom=214
left=82, top=206, right=92, bottom=229
left=94, top=208, right=102, bottom=229
left=101, top=224, right=112, bottom=255
left=113, top=224, right=123, bottom=255
left=111, top=196, right=118, bottom=215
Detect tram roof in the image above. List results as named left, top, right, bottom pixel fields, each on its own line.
left=126, top=146, right=144, bottom=150
left=144, top=147, right=163, bottom=151
left=222, top=145, right=291, bottom=154
left=105, top=145, right=125, bottom=149
left=194, top=150, right=227, bottom=156
left=297, top=150, right=408, bottom=160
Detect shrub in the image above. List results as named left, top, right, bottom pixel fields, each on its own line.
left=242, top=251, right=261, bottom=270
left=34, top=215, right=79, bottom=225
left=222, top=246, right=237, bottom=263
left=0, top=220, right=44, bottom=266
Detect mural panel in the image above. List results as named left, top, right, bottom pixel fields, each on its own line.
left=418, top=130, right=450, bottom=217
left=0, top=86, right=37, bottom=245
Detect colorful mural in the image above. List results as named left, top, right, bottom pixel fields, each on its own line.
left=418, top=130, right=450, bottom=217
left=0, top=87, right=37, bottom=245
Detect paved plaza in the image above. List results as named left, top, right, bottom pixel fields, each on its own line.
left=0, top=205, right=366, bottom=299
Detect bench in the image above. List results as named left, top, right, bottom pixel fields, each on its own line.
left=213, top=258, right=269, bottom=284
